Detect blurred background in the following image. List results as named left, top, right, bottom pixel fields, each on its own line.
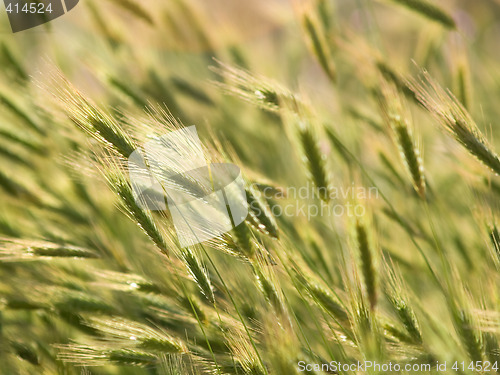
left=0, top=0, right=500, bottom=374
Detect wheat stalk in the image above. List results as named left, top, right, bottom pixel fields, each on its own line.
left=297, top=121, right=331, bottom=202
left=180, top=246, right=215, bottom=304
left=385, top=0, right=456, bottom=29
left=379, top=82, right=426, bottom=198
left=352, top=215, right=378, bottom=310
left=410, top=70, right=500, bottom=176
left=303, top=14, right=336, bottom=83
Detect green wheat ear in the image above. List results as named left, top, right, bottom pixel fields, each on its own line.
left=454, top=60, right=472, bottom=111
left=302, top=13, right=336, bottom=83
left=2, top=1, right=500, bottom=372
left=252, top=260, right=286, bottom=316
left=0, top=239, right=99, bottom=260
left=246, top=187, right=279, bottom=239
left=226, top=330, right=267, bottom=375
left=410, top=70, right=500, bottom=176
left=489, top=223, right=500, bottom=262
left=51, top=74, right=137, bottom=159
left=87, top=0, right=122, bottom=46
left=376, top=61, right=419, bottom=104
left=105, top=0, right=155, bottom=25
left=180, top=246, right=215, bottom=304
left=9, top=341, right=39, bottom=366
left=86, top=317, right=187, bottom=353
left=384, top=262, right=423, bottom=346
left=484, top=332, right=500, bottom=366
left=211, top=61, right=303, bottom=113
left=450, top=305, right=483, bottom=362
left=385, top=0, right=456, bottom=29
left=348, top=269, right=385, bottom=362
left=351, top=214, right=378, bottom=310
left=378, top=82, right=426, bottom=199
left=292, top=269, right=350, bottom=325
left=57, top=344, right=159, bottom=366
left=0, top=43, right=28, bottom=83
left=231, top=221, right=255, bottom=258
left=297, top=121, right=331, bottom=203
left=0, top=90, right=45, bottom=135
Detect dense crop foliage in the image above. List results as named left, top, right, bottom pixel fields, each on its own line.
left=0, top=1, right=499, bottom=374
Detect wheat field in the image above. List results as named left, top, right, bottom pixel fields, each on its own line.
left=0, top=0, right=499, bottom=374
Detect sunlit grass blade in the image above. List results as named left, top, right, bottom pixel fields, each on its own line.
left=385, top=0, right=456, bottom=29
left=410, top=70, right=500, bottom=175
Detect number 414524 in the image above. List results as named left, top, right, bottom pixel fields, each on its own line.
left=452, top=361, right=498, bottom=372
left=6, top=2, right=53, bottom=14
